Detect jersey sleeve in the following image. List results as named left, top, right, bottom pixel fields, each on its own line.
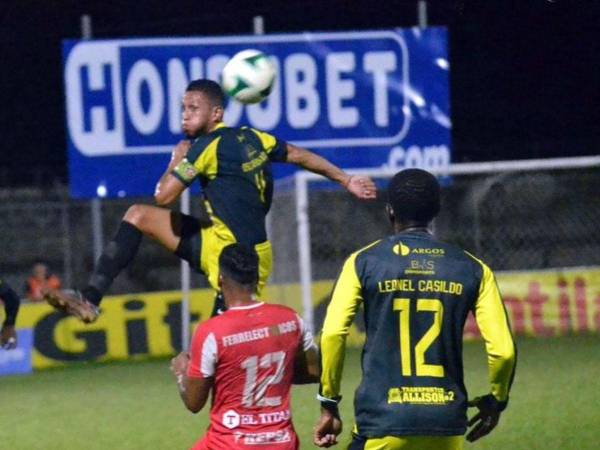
left=473, top=261, right=517, bottom=405
left=171, top=135, right=221, bottom=185
left=296, top=314, right=316, bottom=351
left=319, top=252, right=363, bottom=401
left=187, top=324, right=218, bottom=379
left=250, top=129, right=288, bottom=162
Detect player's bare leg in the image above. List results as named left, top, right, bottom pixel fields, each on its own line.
left=45, top=204, right=194, bottom=322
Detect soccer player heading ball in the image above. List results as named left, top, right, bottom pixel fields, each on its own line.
left=44, top=79, right=376, bottom=322
left=315, top=169, right=516, bottom=449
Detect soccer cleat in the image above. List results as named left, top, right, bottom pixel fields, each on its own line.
left=43, top=289, right=100, bottom=324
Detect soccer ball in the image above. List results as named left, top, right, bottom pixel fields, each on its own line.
left=221, top=49, right=276, bottom=104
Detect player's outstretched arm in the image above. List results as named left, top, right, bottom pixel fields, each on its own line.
left=285, top=143, right=377, bottom=200
left=154, top=140, right=192, bottom=206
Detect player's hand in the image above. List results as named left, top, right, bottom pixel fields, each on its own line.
left=171, top=140, right=192, bottom=164
left=1, top=324, right=17, bottom=350
left=170, top=351, right=190, bottom=377
left=466, top=394, right=502, bottom=442
left=344, top=175, right=377, bottom=201
left=313, top=409, right=342, bottom=447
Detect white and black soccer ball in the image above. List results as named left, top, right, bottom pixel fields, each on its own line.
left=221, top=49, right=276, bottom=104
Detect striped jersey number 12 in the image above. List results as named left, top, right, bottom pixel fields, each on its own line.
left=240, top=351, right=285, bottom=407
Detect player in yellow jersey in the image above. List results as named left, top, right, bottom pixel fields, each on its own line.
left=314, top=169, right=516, bottom=449
left=44, top=79, right=376, bottom=322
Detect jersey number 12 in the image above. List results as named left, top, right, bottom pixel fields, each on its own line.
left=394, top=298, right=444, bottom=377
left=240, top=351, right=285, bottom=407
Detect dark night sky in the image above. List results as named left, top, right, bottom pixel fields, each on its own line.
left=1, top=0, right=599, bottom=187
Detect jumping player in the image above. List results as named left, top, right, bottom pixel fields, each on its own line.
left=44, top=79, right=376, bottom=322
left=171, top=243, right=319, bottom=449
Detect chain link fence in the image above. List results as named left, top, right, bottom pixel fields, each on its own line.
left=269, top=165, right=600, bottom=285
left=0, top=188, right=211, bottom=297
left=1, top=164, right=599, bottom=300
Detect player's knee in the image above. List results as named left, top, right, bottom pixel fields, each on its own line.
left=123, top=204, right=148, bottom=227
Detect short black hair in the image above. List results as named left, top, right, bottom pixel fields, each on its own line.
left=186, top=79, right=225, bottom=107
left=387, top=169, right=441, bottom=223
left=219, top=243, right=259, bottom=290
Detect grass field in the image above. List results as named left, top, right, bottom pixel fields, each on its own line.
left=1, top=335, right=599, bottom=449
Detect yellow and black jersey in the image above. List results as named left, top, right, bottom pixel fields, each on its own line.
left=320, top=231, right=516, bottom=437
left=171, top=123, right=287, bottom=245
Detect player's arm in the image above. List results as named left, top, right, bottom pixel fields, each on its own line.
left=293, top=346, right=319, bottom=384
left=154, top=140, right=192, bottom=206
left=172, top=326, right=219, bottom=413
left=0, top=280, right=20, bottom=349
left=285, top=143, right=376, bottom=201
left=314, top=252, right=363, bottom=447
left=170, top=352, right=213, bottom=413
left=249, top=129, right=376, bottom=201
left=467, top=259, right=517, bottom=442
left=293, top=315, right=319, bottom=384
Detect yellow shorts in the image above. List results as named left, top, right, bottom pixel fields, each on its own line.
left=198, top=218, right=272, bottom=295
left=176, top=212, right=272, bottom=295
left=348, top=435, right=464, bottom=450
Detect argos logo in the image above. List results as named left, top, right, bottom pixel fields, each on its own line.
left=393, top=242, right=411, bottom=256
left=411, top=248, right=445, bottom=255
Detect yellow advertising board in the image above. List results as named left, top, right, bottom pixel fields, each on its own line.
left=5, top=268, right=600, bottom=370
left=464, top=267, right=600, bottom=338
left=10, top=282, right=331, bottom=369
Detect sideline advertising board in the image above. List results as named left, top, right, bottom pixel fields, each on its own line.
left=7, top=268, right=600, bottom=371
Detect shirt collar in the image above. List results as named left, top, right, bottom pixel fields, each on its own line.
left=228, top=302, right=264, bottom=311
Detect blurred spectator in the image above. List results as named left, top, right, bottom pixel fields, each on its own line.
left=25, top=262, right=61, bottom=302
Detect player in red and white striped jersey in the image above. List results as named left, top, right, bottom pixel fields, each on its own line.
left=171, top=243, right=319, bottom=450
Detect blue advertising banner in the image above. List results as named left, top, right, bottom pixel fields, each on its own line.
left=64, top=29, right=450, bottom=198
left=0, top=329, right=33, bottom=376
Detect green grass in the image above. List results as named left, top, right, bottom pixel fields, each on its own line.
left=1, top=335, right=599, bottom=449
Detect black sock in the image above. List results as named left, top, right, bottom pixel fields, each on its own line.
left=84, top=221, right=142, bottom=306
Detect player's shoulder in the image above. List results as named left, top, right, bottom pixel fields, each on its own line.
left=239, top=125, right=269, bottom=137
left=462, top=249, right=493, bottom=276
left=350, top=238, right=384, bottom=261
left=238, top=126, right=280, bottom=149
left=419, top=237, right=491, bottom=280
left=187, top=125, right=232, bottom=155
left=258, top=302, right=300, bottom=321
left=200, top=302, right=297, bottom=325
left=187, top=137, right=218, bottom=162
left=192, top=315, right=221, bottom=337
left=332, top=239, right=384, bottom=276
